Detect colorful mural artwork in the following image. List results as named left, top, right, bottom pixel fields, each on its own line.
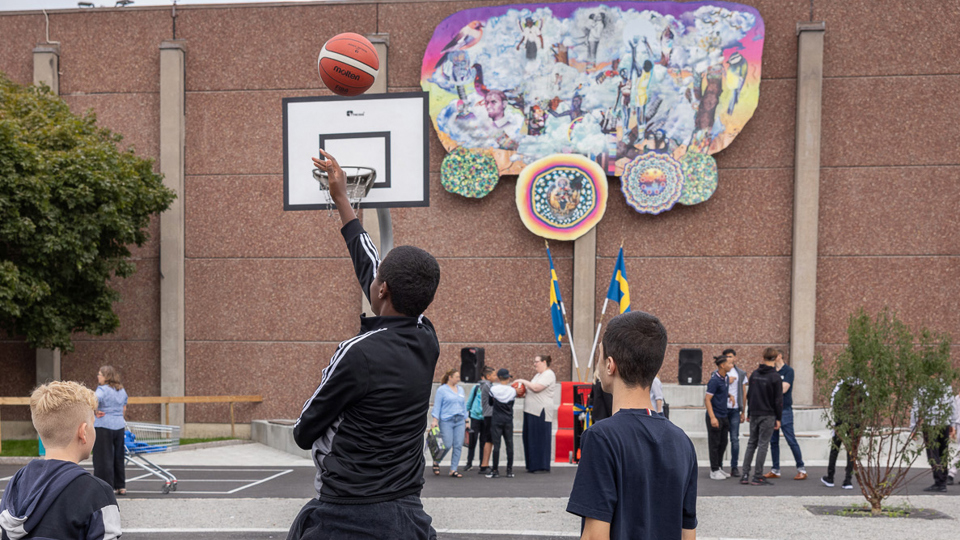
left=422, top=1, right=764, bottom=217
left=516, top=154, right=608, bottom=241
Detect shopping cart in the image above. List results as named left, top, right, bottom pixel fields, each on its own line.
left=124, top=422, right=180, bottom=494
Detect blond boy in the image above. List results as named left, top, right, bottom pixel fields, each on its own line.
left=0, top=381, right=121, bottom=540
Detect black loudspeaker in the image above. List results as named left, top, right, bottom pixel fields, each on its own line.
left=678, top=348, right=702, bottom=385
left=460, top=347, right=485, bottom=383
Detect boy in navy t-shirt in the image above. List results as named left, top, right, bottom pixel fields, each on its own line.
left=567, top=311, right=697, bottom=540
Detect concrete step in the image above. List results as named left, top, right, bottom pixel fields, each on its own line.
left=666, top=406, right=831, bottom=433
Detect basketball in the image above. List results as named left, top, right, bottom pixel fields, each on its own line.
left=512, top=381, right=527, bottom=398
left=317, top=33, right=380, bottom=97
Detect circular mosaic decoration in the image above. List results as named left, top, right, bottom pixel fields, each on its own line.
left=620, top=152, right=684, bottom=214
left=516, top=154, right=608, bottom=241
left=677, top=151, right=718, bottom=206
left=440, top=147, right=499, bottom=198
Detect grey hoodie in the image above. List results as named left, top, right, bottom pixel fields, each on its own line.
left=0, top=460, right=120, bottom=540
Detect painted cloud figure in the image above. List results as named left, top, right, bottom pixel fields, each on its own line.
left=422, top=1, right=764, bottom=215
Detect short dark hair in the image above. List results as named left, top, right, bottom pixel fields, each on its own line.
left=377, top=245, right=440, bottom=317
left=762, top=347, right=780, bottom=361
left=722, top=348, right=736, bottom=357
left=482, top=366, right=495, bottom=376
left=601, top=311, right=667, bottom=389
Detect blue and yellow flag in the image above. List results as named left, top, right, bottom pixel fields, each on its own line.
left=606, top=247, right=631, bottom=314
left=547, top=246, right=566, bottom=348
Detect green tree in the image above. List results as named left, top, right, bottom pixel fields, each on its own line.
left=0, top=73, right=175, bottom=351
left=815, top=308, right=958, bottom=515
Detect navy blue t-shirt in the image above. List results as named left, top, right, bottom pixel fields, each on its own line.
left=566, top=409, right=698, bottom=539
left=779, top=364, right=795, bottom=409
left=706, top=371, right=729, bottom=417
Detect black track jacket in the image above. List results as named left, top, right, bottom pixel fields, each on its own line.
left=293, top=219, right=440, bottom=504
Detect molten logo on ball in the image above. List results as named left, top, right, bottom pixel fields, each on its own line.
left=333, top=65, right=361, bottom=81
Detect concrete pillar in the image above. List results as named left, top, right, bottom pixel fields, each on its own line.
left=36, top=349, right=61, bottom=385
left=572, top=228, right=597, bottom=382
left=360, top=35, right=390, bottom=315
left=34, top=44, right=61, bottom=383
left=159, top=40, right=186, bottom=426
left=33, top=44, right=59, bottom=94
left=790, top=22, right=825, bottom=406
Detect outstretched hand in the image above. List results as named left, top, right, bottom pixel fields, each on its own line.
left=312, top=150, right=357, bottom=224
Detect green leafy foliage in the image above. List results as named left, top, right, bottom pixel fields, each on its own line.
left=0, top=74, right=175, bottom=351
left=815, top=307, right=958, bottom=515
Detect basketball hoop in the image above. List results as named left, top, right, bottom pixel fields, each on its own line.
left=312, top=166, right=377, bottom=218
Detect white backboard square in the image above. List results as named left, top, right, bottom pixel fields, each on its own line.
left=283, top=92, right=429, bottom=210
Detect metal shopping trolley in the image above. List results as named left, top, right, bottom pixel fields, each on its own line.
left=124, top=422, right=180, bottom=494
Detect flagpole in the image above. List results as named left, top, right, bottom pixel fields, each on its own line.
left=546, top=241, right=583, bottom=382
left=589, top=241, right=627, bottom=371
left=587, top=298, right=608, bottom=370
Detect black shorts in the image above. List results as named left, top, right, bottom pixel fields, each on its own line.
left=479, top=417, right=493, bottom=446
left=287, top=495, right=436, bottom=540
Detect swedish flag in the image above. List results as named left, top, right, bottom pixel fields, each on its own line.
left=606, top=247, right=631, bottom=314
left=547, top=246, right=566, bottom=347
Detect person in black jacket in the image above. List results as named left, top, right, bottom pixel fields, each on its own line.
left=287, top=151, right=441, bottom=540
left=739, top=347, right=783, bottom=486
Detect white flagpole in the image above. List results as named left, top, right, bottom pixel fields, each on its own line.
left=559, top=300, right=579, bottom=370
left=587, top=298, right=609, bottom=369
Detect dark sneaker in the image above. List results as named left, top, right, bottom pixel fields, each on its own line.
left=820, top=476, right=835, bottom=487
left=478, top=467, right=490, bottom=475
left=923, top=484, right=947, bottom=493
left=750, top=476, right=773, bottom=486
left=842, top=479, right=853, bottom=489
left=506, top=470, right=515, bottom=478
left=463, top=465, right=473, bottom=472
left=739, top=474, right=750, bottom=485
left=486, top=469, right=500, bottom=479
left=731, top=467, right=740, bottom=478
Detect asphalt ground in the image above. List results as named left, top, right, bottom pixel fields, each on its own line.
left=1, top=464, right=956, bottom=499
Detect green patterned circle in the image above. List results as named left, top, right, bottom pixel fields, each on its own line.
left=678, top=151, right=718, bottom=205
left=441, top=148, right=499, bottom=198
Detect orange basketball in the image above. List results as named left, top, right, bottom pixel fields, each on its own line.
left=512, top=381, right=527, bottom=398
left=317, top=33, right=380, bottom=97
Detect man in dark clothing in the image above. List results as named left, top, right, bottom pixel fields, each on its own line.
left=567, top=311, right=697, bottom=540
left=705, top=355, right=731, bottom=480
left=767, top=352, right=807, bottom=480
left=477, top=366, right=497, bottom=474
left=288, top=151, right=441, bottom=539
left=589, top=377, right=614, bottom=424
left=822, top=378, right=864, bottom=489
left=739, top=347, right=783, bottom=486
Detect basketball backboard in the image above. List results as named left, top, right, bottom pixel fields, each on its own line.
left=283, top=92, right=429, bottom=210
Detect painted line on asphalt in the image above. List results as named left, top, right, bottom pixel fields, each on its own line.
left=124, top=529, right=289, bottom=533
left=227, top=468, right=293, bottom=494
left=435, top=529, right=578, bottom=537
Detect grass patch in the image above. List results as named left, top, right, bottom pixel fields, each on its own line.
left=0, top=440, right=39, bottom=457
left=180, top=437, right=235, bottom=446
left=805, top=503, right=950, bottom=520
left=2, top=437, right=235, bottom=456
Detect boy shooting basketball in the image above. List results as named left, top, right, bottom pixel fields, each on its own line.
left=287, top=150, right=441, bottom=539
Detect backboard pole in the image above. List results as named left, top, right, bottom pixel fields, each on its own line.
left=377, top=208, right=394, bottom=254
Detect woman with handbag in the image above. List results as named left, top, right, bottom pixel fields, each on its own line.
left=431, top=369, right=467, bottom=478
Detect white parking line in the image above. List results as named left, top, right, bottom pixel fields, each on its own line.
left=125, top=529, right=289, bottom=533
left=128, top=478, right=270, bottom=483
left=435, top=529, right=578, bottom=537
left=227, top=469, right=293, bottom=494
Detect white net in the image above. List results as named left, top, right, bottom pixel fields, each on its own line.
left=312, top=166, right=377, bottom=218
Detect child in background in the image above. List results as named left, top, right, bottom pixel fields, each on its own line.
left=486, top=368, right=517, bottom=479
left=0, top=381, right=121, bottom=540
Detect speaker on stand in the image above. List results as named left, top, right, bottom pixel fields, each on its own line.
left=678, top=348, right=702, bottom=385
left=460, top=347, right=485, bottom=383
